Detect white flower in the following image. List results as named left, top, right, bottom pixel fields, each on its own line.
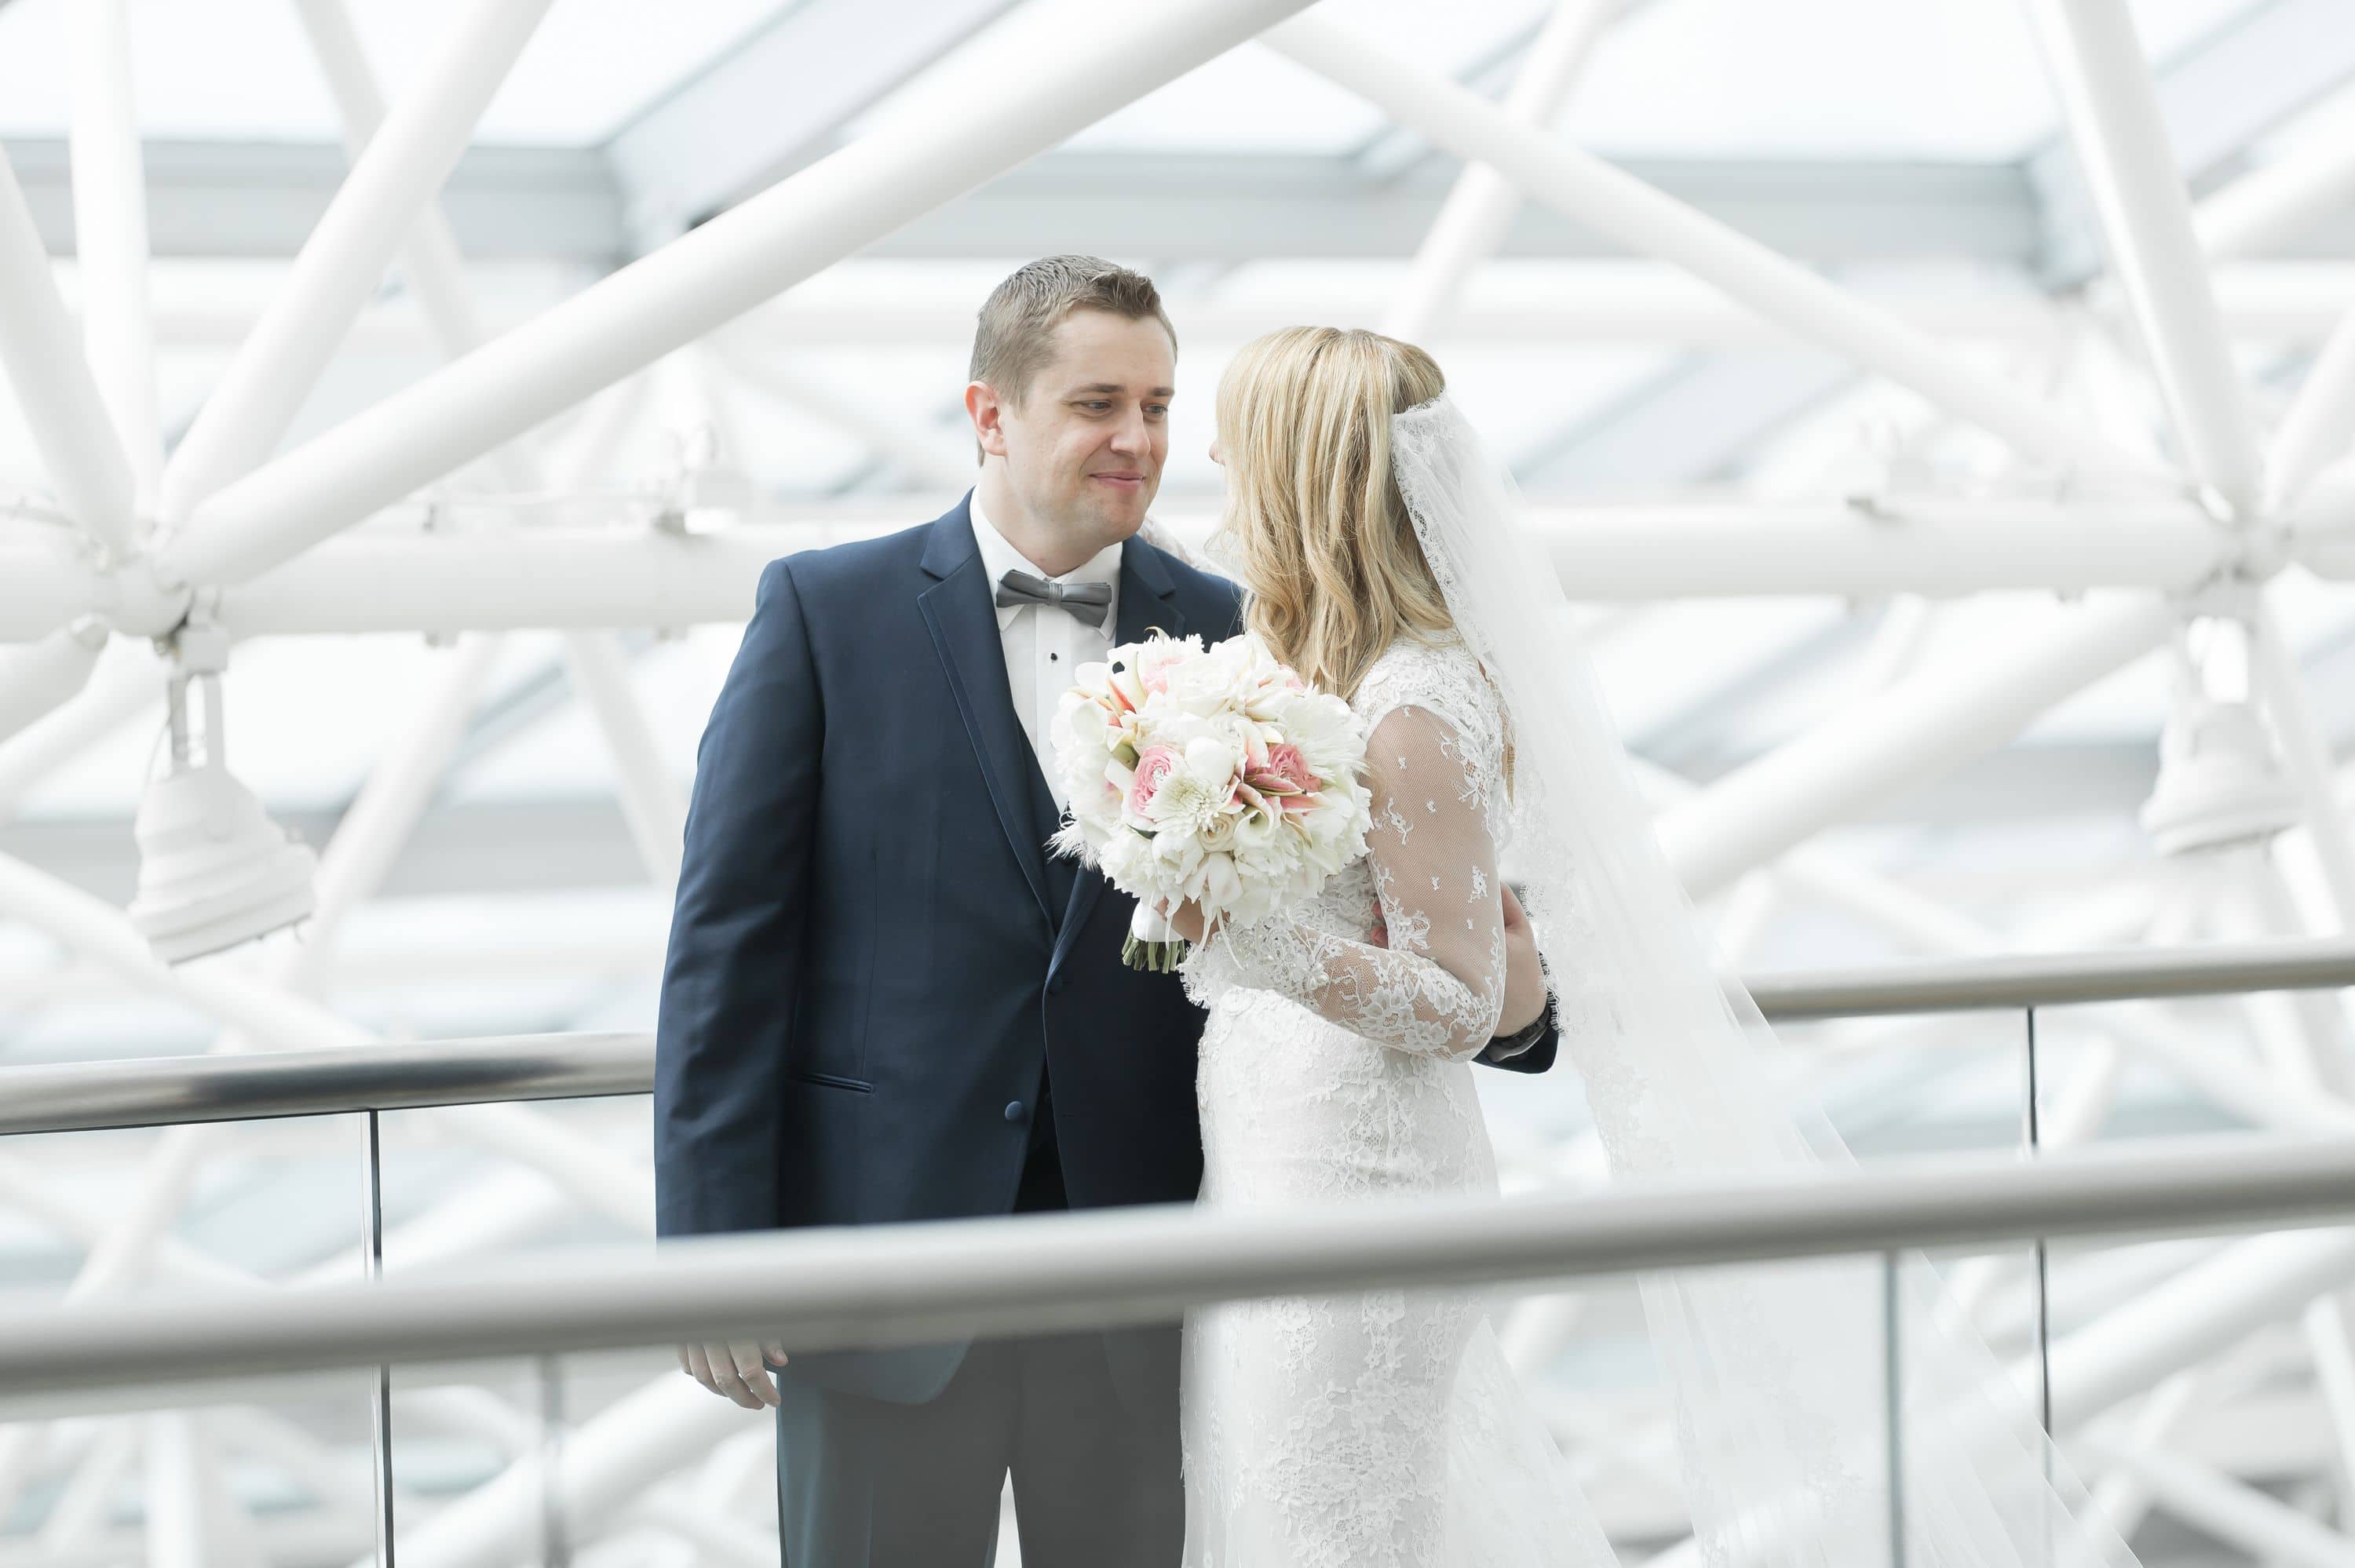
left=1044, top=630, right=1371, bottom=935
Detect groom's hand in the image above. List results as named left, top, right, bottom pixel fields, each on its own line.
left=1497, top=885, right=1547, bottom=1035
left=678, top=1340, right=788, bottom=1409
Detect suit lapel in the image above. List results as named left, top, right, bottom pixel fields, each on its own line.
left=918, top=500, right=1055, bottom=928
left=1050, top=535, right=1192, bottom=978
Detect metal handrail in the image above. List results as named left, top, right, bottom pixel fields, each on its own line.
left=0, top=1031, right=651, bottom=1134
left=0, top=1132, right=2350, bottom=1395
left=5, top=938, right=2355, bottom=1135
left=1743, top=935, right=2355, bottom=1019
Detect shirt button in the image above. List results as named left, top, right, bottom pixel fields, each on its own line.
left=1004, top=1100, right=1027, bottom=1123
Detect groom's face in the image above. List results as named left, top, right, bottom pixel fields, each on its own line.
left=979, top=308, right=1174, bottom=539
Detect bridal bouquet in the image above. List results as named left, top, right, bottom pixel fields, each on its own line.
left=1048, top=632, right=1373, bottom=971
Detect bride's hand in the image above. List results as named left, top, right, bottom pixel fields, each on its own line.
left=1497, top=884, right=1548, bottom=1035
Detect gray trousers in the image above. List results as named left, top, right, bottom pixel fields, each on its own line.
left=772, top=1326, right=1181, bottom=1567
left=771, top=1148, right=1183, bottom=1567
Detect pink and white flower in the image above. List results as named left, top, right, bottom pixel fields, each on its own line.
left=1048, top=631, right=1373, bottom=968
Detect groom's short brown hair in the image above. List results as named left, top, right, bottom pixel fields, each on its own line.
left=970, top=255, right=1177, bottom=416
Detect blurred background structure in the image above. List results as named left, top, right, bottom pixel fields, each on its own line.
left=10, top=0, right=2355, bottom=1562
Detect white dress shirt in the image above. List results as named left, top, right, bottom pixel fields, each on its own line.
left=969, top=491, right=1124, bottom=811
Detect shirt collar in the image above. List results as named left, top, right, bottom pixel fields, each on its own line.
left=969, top=490, right=1125, bottom=633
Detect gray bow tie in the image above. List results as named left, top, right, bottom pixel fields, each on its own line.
left=995, top=569, right=1113, bottom=629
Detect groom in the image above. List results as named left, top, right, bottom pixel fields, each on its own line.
left=654, top=256, right=1558, bottom=1566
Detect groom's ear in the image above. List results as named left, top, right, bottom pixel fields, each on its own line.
left=966, top=380, right=1011, bottom=461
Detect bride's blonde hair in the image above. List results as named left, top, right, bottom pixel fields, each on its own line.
left=1215, top=326, right=1454, bottom=704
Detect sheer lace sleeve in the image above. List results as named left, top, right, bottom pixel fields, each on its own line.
left=1207, top=703, right=1506, bottom=1060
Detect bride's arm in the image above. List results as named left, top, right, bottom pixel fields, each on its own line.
left=1196, top=704, right=1507, bottom=1061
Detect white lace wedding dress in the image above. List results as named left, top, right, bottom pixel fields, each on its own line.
left=1177, top=633, right=1616, bottom=1567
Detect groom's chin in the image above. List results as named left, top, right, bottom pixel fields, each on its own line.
left=1086, top=490, right=1155, bottom=535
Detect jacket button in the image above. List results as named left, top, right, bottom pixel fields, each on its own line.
left=1048, top=975, right=1068, bottom=996
left=1004, top=1100, right=1026, bottom=1123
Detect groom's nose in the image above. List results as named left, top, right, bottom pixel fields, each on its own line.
left=1104, top=408, right=1152, bottom=458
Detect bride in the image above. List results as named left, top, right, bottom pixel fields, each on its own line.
left=1161, top=326, right=2143, bottom=1566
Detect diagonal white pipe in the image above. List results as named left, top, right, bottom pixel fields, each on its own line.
left=2254, top=593, right=2355, bottom=923
left=154, top=0, right=557, bottom=531
left=363, top=1376, right=750, bottom=1568
left=559, top=629, right=684, bottom=888
left=0, top=148, right=137, bottom=556
left=296, top=0, right=687, bottom=894
left=2073, top=1435, right=2355, bottom=1566
left=68, top=0, right=162, bottom=517
left=703, top=338, right=973, bottom=491
left=2027, top=0, right=2263, bottom=516
left=0, top=621, right=107, bottom=746
left=156, top=0, right=1331, bottom=589
left=0, top=638, right=158, bottom=819
left=2268, top=315, right=2355, bottom=513
left=1656, top=594, right=2175, bottom=896
left=0, top=852, right=650, bottom=1228
left=2197, top=136, right=2355, bottom=264
left=290, top=0, right=500, bottom=364
left=1263, top=15, right=2175, bottom=487
left=1382, top=0, right=1626, bottom=345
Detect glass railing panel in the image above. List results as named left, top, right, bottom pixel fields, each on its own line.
left=0, top=1110, right=380, bottom=1565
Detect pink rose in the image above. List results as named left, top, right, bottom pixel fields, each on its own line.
left=1128, top=745, right=1179, bottom=815
left=1245, top=742, right=1320, bottom=804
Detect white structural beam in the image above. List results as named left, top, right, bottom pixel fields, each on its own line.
left=7, top=137, right=621, bottom=263
left=2266, top=312, right=2355, bottom=512
left=703, top=340, right=975, bottom=492
left=2028, top=0, right=2263, bottom=516
left=68, top=0, right=162, bottom=516
left=559, top=629, right=684, bottom=889
left=2054, top=1227, right=2355, bottom=1429
left=138, top=504, right=2246, bottom=639
left=1523, top=502, right=2229, bottom=596
left=0, top=852, right=651, bottom=1231
left=2031, top=0, right=2355, bottom=278
left=285, top=633, right=508, bottom=990
left=2255, top=596, right=2355, bottom=923
left=0, top=503, right=2252, bottom=641
left=0, top=622, right=107, bottom=746
left=0, top=138, right=2039, bottom=266
left=0, top=148, right=137, bottom=556
left=85, top=256, right=2355, bottom=355
left=708, top=264, right=2355, bottom=352
left=2200, top=138, right=2355, bottom=263
left=2076, top=1438, right=2355, bottom=1568
left=1382, top=0, right=1624, bottom=344
left=153, top=0, right=557, bottom=529
left=0, top=638, right=158, bottom=821
left=292, top=0, right=685, bottom=894
left=1656, top=594, right=2176, bottom=896
left=1515, top=351, right=1855, bottom=487
left=290, top=0, right=502, bottom=367
left=391, top=1377, right=747, bottom=1568
left=152, top=0, right=1323, bottom=591
left=1261, top=16, right=2176, bottom=487
left=603, top=0, right=1018, bottom=250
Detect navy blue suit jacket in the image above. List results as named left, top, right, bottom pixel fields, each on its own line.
left=654, top=494, right=1556, bottom=1406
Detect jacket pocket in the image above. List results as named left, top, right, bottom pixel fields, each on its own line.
left=787, top=1070, right=872, bottom=1092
